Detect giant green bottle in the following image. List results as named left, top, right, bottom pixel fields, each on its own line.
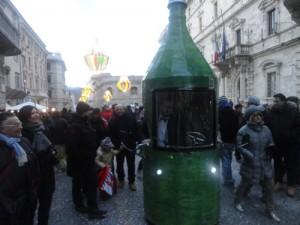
left=142, top=0, right=220, bottom=225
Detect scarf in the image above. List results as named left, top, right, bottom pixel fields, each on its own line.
left=0, top=133, right=28, bottom=166
left=23, top=122, right=51, bottom=153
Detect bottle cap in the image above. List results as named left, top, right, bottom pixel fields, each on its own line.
left=168, top=0, right=187, bottom=5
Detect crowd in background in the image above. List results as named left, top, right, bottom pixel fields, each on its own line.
left=0, top=102, right=146, bottom=225
left=1, top=92, right=300, bottom=224
left=218, top=93, right=300, bottom=222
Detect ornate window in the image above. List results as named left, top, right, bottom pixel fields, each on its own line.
left=267, top=72, right=276, bottom=97
left=268, top=9, right=276, bottom=35
left=260, top=59, right=281, bottom=99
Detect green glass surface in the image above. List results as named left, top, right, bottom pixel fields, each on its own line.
left=143, top=149, right=220, bottom=225
left=143, top=1, right=220, bottom=225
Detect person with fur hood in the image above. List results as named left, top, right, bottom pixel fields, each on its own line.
left=95, top=137, right=119, bottom=170
left=95, top=137, right=119, bottom=199
left=234, top=106, right=280, bottom=222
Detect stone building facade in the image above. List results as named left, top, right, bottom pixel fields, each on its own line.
left=0, top=0, right=21, bottom=109
left=17, top=19, right=48, bottom=106
left=47, top=53, right=72, bottom=110
left=186, top=0, right=300, bottom=103
left=89, top=73, right=143, bottom=108
left=0, top=0, right=48, bottom=108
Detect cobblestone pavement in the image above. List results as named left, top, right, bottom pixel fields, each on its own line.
left=49, top=157, right=300, bottom=225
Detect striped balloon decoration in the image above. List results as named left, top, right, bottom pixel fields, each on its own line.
left=84, top=51, right=109, bottom=71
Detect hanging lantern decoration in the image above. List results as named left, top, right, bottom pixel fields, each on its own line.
left=84, top=51, right=109, bottom=72
left=103, top=89, right=113, bottom=102
left=116, top=75, right=131, bottom=92
left=79, top=85, right=93, bottom=102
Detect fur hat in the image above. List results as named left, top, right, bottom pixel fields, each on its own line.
left=101, top=137, right=114, bottom=150
left=76, top=102, right=91, bottom=115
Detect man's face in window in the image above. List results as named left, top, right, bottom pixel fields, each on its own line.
left=160, top=101, right=173, bottom=118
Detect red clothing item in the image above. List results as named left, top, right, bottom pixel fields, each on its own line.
left=101, top=110, right=112, bottom=121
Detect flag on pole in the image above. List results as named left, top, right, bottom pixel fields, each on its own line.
left=220, top=28, right=228, bottom=61
left=211, top=32, right=220, bottom=64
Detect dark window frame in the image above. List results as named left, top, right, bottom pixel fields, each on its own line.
left=152, top=88, right=216, bottom=152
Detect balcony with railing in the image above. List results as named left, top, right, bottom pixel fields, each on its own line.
left=213, top=44, right=251, bottom=71
left=0, top=8, right=21, bottom=56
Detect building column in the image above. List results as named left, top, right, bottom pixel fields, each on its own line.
left=239, top=72, right=246, bottom=102
left=0, top=55, right=5, bottom=110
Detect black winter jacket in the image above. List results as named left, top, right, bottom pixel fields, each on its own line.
left=66, top=114, right=99, bottom=175
left=109, top=113, right=139, bottom=150
left=0, top=138, right=39, bottom=217
left=219, top=107, right=239, bottom=143
left=265, top=104, right=300, bottom=145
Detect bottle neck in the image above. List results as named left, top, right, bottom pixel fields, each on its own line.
left=167, top=3, right=189, bottom=39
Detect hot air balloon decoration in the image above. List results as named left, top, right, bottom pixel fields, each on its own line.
left=79, top=85, right=93, bottom=102
left=84, top=51, right=109, bottom=72
left=116, top=75, right=131, bottom=92
left=103, top=89, right=113, bottom=102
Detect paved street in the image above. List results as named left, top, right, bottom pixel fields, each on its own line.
left=49, top=157, right=300, bottom=225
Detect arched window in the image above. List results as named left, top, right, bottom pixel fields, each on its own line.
left=130, top=87, right=138, bottom=95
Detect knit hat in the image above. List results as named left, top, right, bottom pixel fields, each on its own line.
left=244, top=105, right=264, bottom=121
left=218, top=96, right=231, bottom=109
left=76, top=102, right=91, bottom=115
left=101, top=137, right=114, bottom=150
left=247, top=96, right=260, bottom=106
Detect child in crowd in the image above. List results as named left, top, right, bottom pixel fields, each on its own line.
left=95, top=137, right=119, bottom=198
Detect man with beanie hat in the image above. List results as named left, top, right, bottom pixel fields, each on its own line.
left=66, top=102, right=107, bottom=219
left=218, top=96, right=239, bottom=188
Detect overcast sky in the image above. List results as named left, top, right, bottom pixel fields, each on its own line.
left=11, top=0, right=169, bottom=87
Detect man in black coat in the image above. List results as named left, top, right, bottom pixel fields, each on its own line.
left=218, top=96, right=239, bottom=187
left=109, top=104, right=139, bottom=191
left=66, top=102, right=106, bottom=219
left=266, top=93, right=300, bottom=197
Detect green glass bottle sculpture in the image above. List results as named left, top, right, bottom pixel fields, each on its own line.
left=142, top=0, right=220, bottom=225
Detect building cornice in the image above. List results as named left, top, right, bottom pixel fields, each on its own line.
left=252, top=36, right=300, bottom=59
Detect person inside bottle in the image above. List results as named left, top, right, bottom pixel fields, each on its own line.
left=157, top=100, right=178, bottom=148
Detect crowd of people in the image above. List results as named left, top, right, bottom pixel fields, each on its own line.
left=0, top=102, right=145, bottom=225
left=1, top=92, right=300, bottom=224
left=219, top=93, right=300, bottom=222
